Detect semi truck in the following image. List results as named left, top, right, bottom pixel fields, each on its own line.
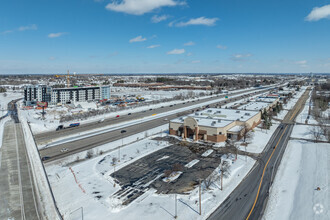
left=56, top=123, right=80, bottom=131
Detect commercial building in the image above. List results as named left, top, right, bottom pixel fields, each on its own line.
left=169, top=108, right=261, bottom=142
left=23, top=85, right=110, bottom=106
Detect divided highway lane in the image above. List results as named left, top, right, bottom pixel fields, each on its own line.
left=35, top=86, right=278, bottom=145
left=40, top=86, right=280, bottom=162
left=208, top=88, right=310, bottom=220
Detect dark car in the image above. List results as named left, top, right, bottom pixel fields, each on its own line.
left=128, top=113, right=132, bottom=115
left=41, top=156, right=51, bottom=161
left=56, top=125, right=64, bottom=131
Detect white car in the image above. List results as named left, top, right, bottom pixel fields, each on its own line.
left=61, top=148, right=69, bottom=152
left=164, top=118, right=168, bottom=121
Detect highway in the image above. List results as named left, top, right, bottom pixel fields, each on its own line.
left=39, top=86, right=279, bottom=162
left=35, top=86, right=277, bottom=145
left=208, top=88, right=311, bottom=220
left=0, top=121, right=41, bottom=220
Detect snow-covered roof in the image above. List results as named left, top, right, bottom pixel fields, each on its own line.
left=170, top=108, right=259, bottom=128
left=238, top=102, right=269, bottom=111
left=256, top=97, right=278, bottom=103
left=228, top=125, right=242, bottom=133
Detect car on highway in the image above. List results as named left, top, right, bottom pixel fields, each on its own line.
left=161, top=106, right=164, bottom=108
left=41, top=156, right=51, bottom=161
left=128, top=113, right=132, bottom=115
left=149, top=108, right=153, bottom=111
left=164, top=118, right=168, bottom=121
left=61, top=148, right=69, bottom=152
left=98, top=118, right=105, bottom=123
left=169, top=105, right=173, bottom=107
left=116, top=115, right=120, bottom=117
left=56, top=125, right=64, bottom=131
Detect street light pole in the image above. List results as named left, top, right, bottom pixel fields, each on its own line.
left=119, top=130, right=127, bottom=162
left=174, top=194, right=177, bottom=219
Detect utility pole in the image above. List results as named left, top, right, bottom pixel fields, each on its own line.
left=220, top=162, right=223, bottom=191
left=199, top=179, right=202, bottom=215
left=174, top=194, right=177, bottom=219
left=119, top=130, right=126, bottom=162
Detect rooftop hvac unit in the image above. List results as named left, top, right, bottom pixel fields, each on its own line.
left=207, top=110, right=212, bottom=113
left=216, top=111, right=221, bottom=113
left=195, top=113, right=199, bottom=116
left=236, top=110, right=240, bottom=113
left=245, top=113, right=250, bottom=116
left=218, top=119, right=221, bottom=123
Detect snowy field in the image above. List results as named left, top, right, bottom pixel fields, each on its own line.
left=264, top=90, right=330, bottom=220
left=111, top=87, right=211, bottom=100
left=46, top=132, right=256, bottom=220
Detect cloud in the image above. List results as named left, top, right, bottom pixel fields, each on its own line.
left=49, top=56, right=56, bottom=60
left=129, top=35, right=147, bottom=43
left=186, top=52, right=193, bottom=56
left=231, top=53, right=252, bottom=61
left=106, top=0, right=184, bottom=15
left=1, top=24, right=37, bottom=35
left=184, top=41, right=195, bottom=46
left=147, top=44, right=160, bottom=48
left=167, top=48, right=185, bottom=54
left=151, top=15, right=169, bottom=23
left=294, top=60, right=307, bottom=65
left=191, top=60, right=200, bottom=63
left=48, top=32, right=67, bottom=38
left=306, top=4, right=330, bottom=21
left=216, top=45, right=227, bottom=50
left=18, top=24, right=38, bottom=31
left=172, top=17, right=218, bottom=27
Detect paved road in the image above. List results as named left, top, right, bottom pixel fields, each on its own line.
left=35, top=86, right=278, bottom=145
left=39, top=86, right=278, bottom=162
left=0, top=121, right=41, bottom=220
left=208, top=88, right=311, bottom=220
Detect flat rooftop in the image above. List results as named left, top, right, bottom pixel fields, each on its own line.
left=238, top=102, right=269, bottom=111
left=171, top=108, right=259, bottom=128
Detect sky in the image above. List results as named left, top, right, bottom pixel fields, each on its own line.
left=0, top=0, right=330, bottom=74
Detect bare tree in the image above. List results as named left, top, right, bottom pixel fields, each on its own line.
left=239, top=124, right=253, bottom=143
left=86, top=149, right=94, bottom=159
left=203, top=172, right=219, bottom=190
left=310, top=126, right=322, bottom=142
left=220, top=160, right=231, bottom=190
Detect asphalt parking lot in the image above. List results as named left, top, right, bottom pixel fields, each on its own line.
left=111, top=143, right=223, bottom=205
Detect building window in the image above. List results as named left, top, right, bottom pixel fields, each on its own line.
left=219, top=132, right=222, bottom=135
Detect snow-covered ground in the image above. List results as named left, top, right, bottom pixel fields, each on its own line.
left=0, top=91, right=22, bottom=117
left=46, top=132, right=256, bottom=220
left=0, top=117, right=10, bottom=149
left=38, top=86, right=279, bottom=148
left=236, top=87, right=308, bottom=154
left=22, top=85, right=277, bottom=134
left=264, top=90, right=330, bottom=220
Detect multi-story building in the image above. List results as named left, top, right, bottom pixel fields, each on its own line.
left=23, top=85, right=110, bottom=106
left=23, top=85, right=52, bottom=106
